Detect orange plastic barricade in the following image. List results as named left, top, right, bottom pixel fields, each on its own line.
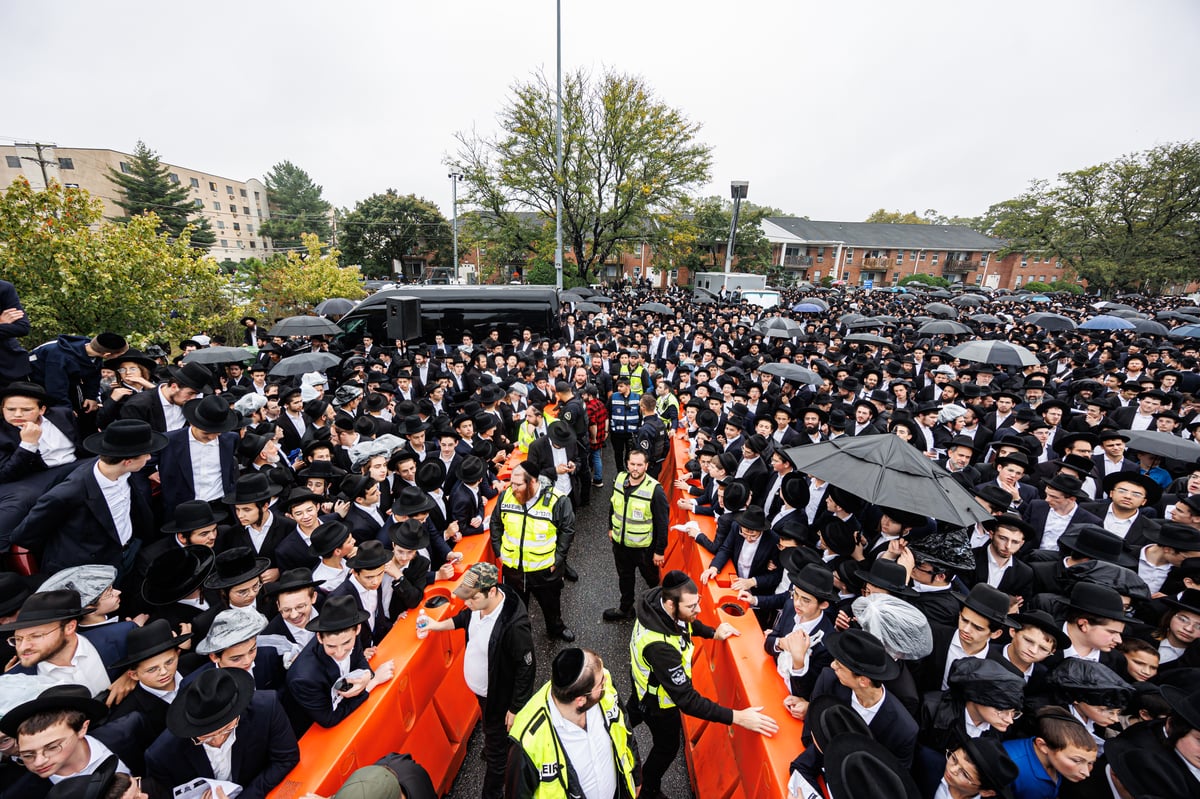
left=658, top=432, right=805, bottom=799
left=269, top=508, right=500, bottom=799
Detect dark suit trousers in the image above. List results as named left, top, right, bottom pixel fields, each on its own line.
left=642, top=704, right=682, bottom=794
left=611, top=433, right=632, bottom=471
left=502, top=567, right=565, bottom=634
left=0, top=462, right=77, bottom=537
left=612, top=542, right=659, bottom=613
left=476, top=695, right=507, bottom=799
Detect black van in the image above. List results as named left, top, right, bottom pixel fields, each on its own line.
left=337, top=285, right=562, bottom=345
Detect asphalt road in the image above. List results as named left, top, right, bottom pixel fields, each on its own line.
left=446, top=446, right=694, bottom=798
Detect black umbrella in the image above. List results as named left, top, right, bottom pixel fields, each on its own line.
left=268, top=352, right=342, bottom=377
left=950, top=295, right=985, bottom=307
left=846, top=317, right=886, bottom=329
left=844, top=333, right=894, bottom=347
left=314, top=298, right=357, bottom=316
left=1127, top=318, right=1170, bottom=336
left=968, top=313, right=1004, bottom=325
left=636, top=302, right=674, bottom=315
left=1124, top=430, right=1200, bottom=461
left=763, top=326, right=807, bottom=340
left=694, top=287, right=719, bottom=300
left=923, top=302, right=955, bottom=319
left=268, top=316, right=343, bottom=337
left=182, top=346, right=256, bottom=365
left=784, top=435, right=992, bottom=527
left=838, top=313, right=866, bottom=326
left=925, top=290, right=954, bottom=299
left=1023, top=312, right=1077, bottom=331
left=757, top=362, right=824, bottom=387
left=590, top=295, right=614, bottom=304
left=692, top=294, right=716, bottom=305
left=947, top=340, right=1040, bottom=367
left=917, top=320, right=972, bottom=336
left=574, top=302, right=603, bottom=314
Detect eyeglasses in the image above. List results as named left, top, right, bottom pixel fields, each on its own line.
left=140, top=654, right=179, bottom=677
left=116, top=366, right=143, bottom=373
left=1112, top=487, right=1146, bottom=498
left=230, top=578, right=264, bottom=601
left=6, top=628, right=58, bottom=648
left=945, top=749, right=981, bottom=787
left=995, top=707, right=1023, bottom=720
left=1175, top=614, right=1200, bottom=630
left=192, top=717, right=239, bottom=746
left=18, top=737, right=67, bottom=762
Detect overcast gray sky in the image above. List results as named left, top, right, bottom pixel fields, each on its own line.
left=5, top=1, right=1198, bottom=222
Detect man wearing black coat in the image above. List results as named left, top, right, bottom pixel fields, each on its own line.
left=0, top=381, right=83, bottom=533
left=0, top=280, right=30, bottom=386
left=118, top=362, right=212, bottom=433
left=155, top=395, right=240, bottom=519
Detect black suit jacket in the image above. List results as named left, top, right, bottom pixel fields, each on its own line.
left=156, top=427, right=239, bottom=519
left=734, top=456, right=770, bottom=508
left=145, top=690, right=299, bottom=799
left=804, top=667, right=918, bottom=770
left=709, top=526, right=782, bottom=594
left=0, top=280, right=30, bottom=383
left=6, top=457, right=154, bottom=573
left=326, top=576, right=392, bottom=649
left=1019, top=501, right=1103, bottom=552
left=1080, top=501, right=1160, bottom=550
left=285, top=637, right=372, bottom=729
left=969, top=544, right=1034, bottom=602
left=216, top=513, right=298, bottom=566
left=763, top=612, right=836, bottom=699
left=118, top=386, right=170, bottom=432
left=0, top=406, right=81, bottom=483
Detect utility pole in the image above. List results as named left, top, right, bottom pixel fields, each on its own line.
left=722, top=181, right=749, bottom=293
left=448, top=173, right=462, bottom=284
left=554, top=0, right=564, bottom=290
left=15, top=141, right=56, bottom=188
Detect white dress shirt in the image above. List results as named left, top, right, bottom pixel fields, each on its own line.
left=48, top=736, right=128, bottom=783
left=37, top=633, right=111, bottom=697
left=351, top=575, right=379, bottom=631
left=92, top=462, right=133, bottom=546
left=551, top=445, right=571, bottom=495
left=20, top=416, right=77, bottom=467
left=202, top=728, right=237, bottom=782
left=1040, top=506, right=1076, bottom=551
left=246, top=512, right=273, bottom=553
left=547, top=697, right=618, bottom=799
left=942, top=635, right=989, bottom=690
left=736, top=536, right=761, bottom=579
left=464, top=594, right=505, bottom=696
left=143, top=671, right=183, bottom=703
left=850, top=686, right=886, bottom=725
left=189, top=431, right=225, bottom=502
left=1102, top=508, right=1136, bottom=540
left=985, top=547, right=1012, bottom=588
left=159, top=387, right=187, bottom=432
left=1138, top=545, right=1172, bottom=594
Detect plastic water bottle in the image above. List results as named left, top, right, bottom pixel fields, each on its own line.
left=415, top=609, right=430, bottom=639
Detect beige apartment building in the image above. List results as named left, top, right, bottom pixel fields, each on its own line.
left=1, top=143, right=272, bottom=262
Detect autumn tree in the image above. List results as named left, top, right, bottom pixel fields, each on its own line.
left=337, top=191, right=452, bottom=280
left=243, top=234, right=365, bottom=319
left=259, top=161, right=333, bottom=250
left=108, top=140, right=215, bottom=250
left=451, top=69, right=712, bottom=282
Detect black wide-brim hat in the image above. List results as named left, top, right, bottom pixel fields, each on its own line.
left=823, top=733, right=921, bottom=799
left=182, top=394, right=239, bottom=434
left=46, top=754, right=121, bottom=799
left=166, top=361, right=215, bottom=392
left=456, top=455, right=488, bottom=484
left=824, top=629, right=901, bottom=682
left=734, top=505, right=769, bottom=532
left=83, top=419, right=168, bottom=458
left=263, top=567, right=325, bottom=597
left=1104, top=724, right=1195, bottom=798
left=954, top=583, right=1019, bottom=629
left=306, top=594, right=370, bottom=633
left=1066, top=581, right=1129, bottom=623
left=0, top=588, right=85, bottom=632
left=391, top=486, right=436, bottom=517
left=221, top=471, right=283, bottom=505
left=167, top=667, right=255, bottom=739
left=142, top=545, right=216, bottom=605
left=859, top=559, right=912, bottom=596
left=345, top=540, right=391, bottom=570
left=0, top=684, right=108, bottom=737
left=161, top=500, right=227, bottom=534
left=1012, top=610, right=1072, bottom=652
left=309, top=520, right=353, bottom=557
left=982, top=513, right=1036, bottom=541
left=203, top=546, right=271, bottom=589
left=390, top=518, right=430, bottom=550
left=1057, top=524, right=1136, bottom=568
left=112, top=618, right=193, bottom=670
left=546, top=421, right=576, bottom=447
left=1102, top=470, right=1163, bottom=506
left=788, top=563, right=839, bottom=604
left=296, top=461, right=347, bottom=481
left=0, top=380, right=50, bottom=404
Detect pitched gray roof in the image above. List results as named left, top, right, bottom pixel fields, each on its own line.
left=766, top=217, right=999, bottom=251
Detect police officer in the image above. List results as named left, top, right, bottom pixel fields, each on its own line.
left=490, top=460, right=577, bottom=642
left=653, top=377, right=680, bottom=430
left=608, top=376, right=641, bottom=469
left=628, top=571, right=778, bottom=799
left=555, top=380, right=592, bottom=507
left=506, top=647, right=640, bottom=799
left=633, top=394, right=668, bottom=479
left=603, top=449, right=668, bottom=622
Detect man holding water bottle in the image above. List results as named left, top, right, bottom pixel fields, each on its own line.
left=418, top=563, right=536, bottom=799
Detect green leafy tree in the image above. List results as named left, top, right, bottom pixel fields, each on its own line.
left=247, top=234, right=365, bottom=319
left=337, top=191, right=452, bottom=280
left=108, top=141, right=215, bottom=250
left=685, top=196, right=774, bottom=272
left=864, top=209, right=933, bottom=225
left=460, top=210, right=553, bottom=284
left=451, top=68, right=713, bottom=283
left=259, top=161, right=333, bottom=250
left=983, top=141, right=1200, bottom=294
left=898, top=273, right=950, bottom=288
left=0, top=177, right=233, bottom=344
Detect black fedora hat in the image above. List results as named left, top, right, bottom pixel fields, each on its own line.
left=167, top=667, right=255, bottom=738
left=346, top=540, right=391, bottom=570
left=823, top=733, right=921, bottom=799
left=0, top=683, right=108, bottom=737
left=182, top=394, right=239, bottom=434
left=309, top=521, right=353, bottom=558
left=221, top=471, right=282, bottom=505
left=203, top=546, right=270, bottom=590
left=1012, top=609, right=1071, bottom=651
left=1066, top=581, right=1129, bottom=623
left=859, top=559, right=912, bottom=596
left=971, top=483, right=1015, bottom=513
left=959, top=736, right=1020, bottom=796
left=165, top=361, right=214, bottom=392
left=0, top=573, right=32, bottom=617
left=1057, top=524, right=1135, bottom=568
left=982, top=513, right=1036, bottom=541
left=456, top=455, right=488, bottom=484
left=1052, top=431, right=1098, bottom=457
left=45, top=754, right=121, bottom=799
left=1145, top=521, right=1200, bottom=552
left=824, top=629, right=901, bottom=681
left=955, top=583, right=1018, bottom=629
left=805, top=695, right=871, bottom=752
left=1104, top=727, right=1195, bottom=798
left=391, top=485, right=436, bottom=517
left=279, top=486, right=325, bottom=511
left=83, top=419, right=167, bottom=458
left=546, top=420, right=576, bottom=447
left=0, top=589, right=85, bottom=632
left=1043, top=473, right=1089, bottom=500
left=0, top=380, right=50, bottom=404
left=788, top=563, right=839, bottom=604
left=415, top=459, right=447, bottom=492
left=112, top=618, right=192, bottom=670
left=306, top=594, right=369, bottom=633
left=390, top=518, right=430, bottom=550
left=338, top=474, right=376, bottom=501
left=779, top=472, right=809, bottom=510
left=263, top=567, right=325, bottom=597
left=734, top=505, right=769, bottom=532
left=1102, top=470, right=1162, bottom=506
left=296, top=460, right=347, bottom=482
left=826, top=485, right=866, bottom=516
left=141, top=545, right=215, bottom=606
left=161, top=500, right=227, bottom=534
left=1055, top=454, right=1096, bottom=479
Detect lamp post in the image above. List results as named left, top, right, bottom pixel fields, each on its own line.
left=722, top=180, right=749, bottom=293
left=554, top=0, right=564, bottom=290
left=448, top=172, right=462, bottom=284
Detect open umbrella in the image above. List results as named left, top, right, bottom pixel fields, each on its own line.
left=314, top=298, right=357, bottom=316
left=182, top=346, right=256, bottom=365
left=917, top=320, right=973, bottom=336
left=950, top=295, right=985, bottom=307
left=968, top=313, right=1004, bottom=325
left=695, top=287, right=719, bottom=300
left=574, top=301, right=603, bottom=314
left=784, top=435, right=993, bottom=527
left=268, top=351, right=342, bottom=377
left=1023, top=312, right=1077, bottom=331
left=755, top=317, right=800, bottom=334
left=923, top=302, right=955, bottom=319
left=636, top=302, right=673, bottom=315
left=846, top=317, right=887, bottom=329
left=764, top=327, right=808, bottom=340
left=791, top=303, right=824, bottom=313
left=1079, top=315, right=1136, bottom=331
left=1124, top=430, right=1200, bottom=461
left=838, top=313, right=866, bottom=326
left=844, top=333, right=893, bottom=347
left=925, top=290, right=954, bottom=299
left=757, top=362, right=824, bottom=387
left=875, top=315, right=901, bottom=325
left=1168, top=324, right=1200, bottom=340
left=268, top=316, right=343, bottom=337
left=947, top=340, right=1040, bottom=367
left=1095, top=301, right=1137, bottom=312
left=1127, top=318, right=1170, bottom=336
left=1156, top=311, right=1200, bottom=323
left=691, top=294, right=716, bottom=305
left=590, top=295, right=614, bottom=304
left=1106, top=309, right=1145, bottom=319
left=565, top=287, right=597, bottom=298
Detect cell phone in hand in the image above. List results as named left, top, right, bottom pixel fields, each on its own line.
left=333, top=677, right=351, bottom=692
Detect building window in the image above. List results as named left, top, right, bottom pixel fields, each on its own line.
left=231, top=205, right=237, bottom=216
left=189, top=177, right=200, bottom=188
left=844, top=248, right=853, bottom=262
left=119, top=162, right=132, bottom=174
left=220, top=239, right=229, bottom=248
left=254, top=191, right=260, bottom=201
left=817, top=246, right=825, bottom=258
left=919, top=251, right=926, bottom=261
left=233, top=223, right=240, bottom=231
left=931, top=253, right=939, bottom=263
left=4, top=156, right=20, bottom=168
left=981, top=252, right=989, bottom=265
left=247, top=225, right=254, bottom=235
left=58, top=157, right=75, bottom=170
left=1020, top=257, right=1028, bottom=267
left=1038, top=275, right=1045, bottom=283
left=216, top=221, right=225, bottom=230
left=813, top=271, right=821, bottom=279
left=213, top=202, right=221, bottom=211
left=209, top=181, right=217, bottom=192
left=239, top=188, right=247, bottom=197
left=896, top=251, right=904, bottom=263
left=225, top=185, right=233, bottom=195
left=168, top=173, right=179, bottom=184
left=242, top=206, right=250, bottom=215
left=194, top=199, right=203, bottom=208
left=976, top=274, right=983, bottom=285
left=250, top=241, right=256, bottom=249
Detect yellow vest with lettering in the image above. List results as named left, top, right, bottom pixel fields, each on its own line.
left=499, top=486, right=563, bottom=572
left=630, top=620, right=693, bottom=710
left=610, top=473, right=658, bottom=548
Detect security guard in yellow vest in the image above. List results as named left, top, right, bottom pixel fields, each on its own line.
left=490, top=459, right=577, bottom=642
left=603, top=450, right=669, bottom=622
left=628, top=571, right=779, bottom=799
left=507, top=647, right=640, bottom=799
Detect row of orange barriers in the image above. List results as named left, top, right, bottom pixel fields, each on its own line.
left=660, top=430, right=805, bottom=799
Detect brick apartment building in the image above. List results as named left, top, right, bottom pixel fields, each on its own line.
left=1, top=143, right=272, bottom=263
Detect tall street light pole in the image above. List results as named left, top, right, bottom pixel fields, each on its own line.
left=448, top=172, right=462, bottom=284
left=722, top=180, right=749, bottom=293
left=554, top=0, right=564, bottom=290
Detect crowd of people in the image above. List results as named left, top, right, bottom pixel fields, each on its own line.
left=1, top=274, right=1200, bottom=799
